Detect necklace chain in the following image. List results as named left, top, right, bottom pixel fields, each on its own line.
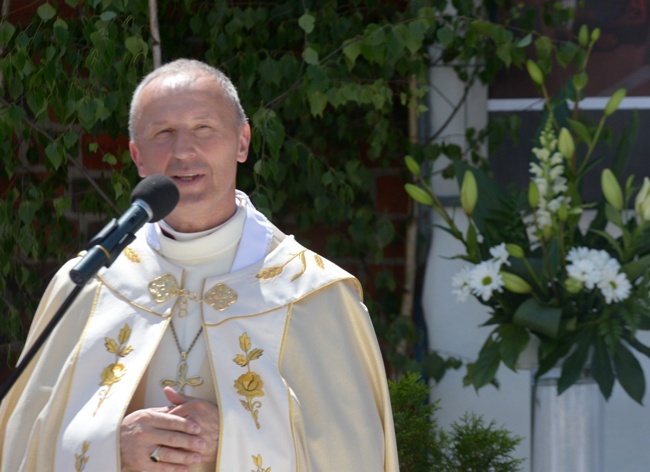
left=161, top=317, right=204, bottom=393
left=169, top=319, right=203, bottom=359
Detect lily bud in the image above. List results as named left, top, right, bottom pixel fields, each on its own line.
left=558, top=128, right=574, bottom=160
left=601, top=168, right=623, bottom=211
left=591, top=27, right=601, bottom=43
left=404, top=183, right=434, bottom=206
left=635, top=177, right=650, bottom=221
left=565, top=277, right=583, bottom=294
left=404, top=155, right=421, bottom=177
left=604, top=88, right=626, bottom=117
left=506, top=243, right=525, bottom=259
left=528, top=181, right=539, bottom=209
left=526, top=60, right=544, bottom=86
left=460, top=170, right=478, bottom=216
left=578, top=25, right=589, bottom=46
left=501, top=271, right=532, bottom=294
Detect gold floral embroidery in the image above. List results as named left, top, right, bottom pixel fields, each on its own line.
left=251, top=453, right=271, bottom=472
left=204, top=283, right=238, bottom=311
left=256, top=250, right=325, bottom=282
left=233, top=332, right=264, bottom=429
left=148, top=274, right=181, bottom=303
left=74, top=441, right=90, bottom=471
left=124, top=247, right=141, bottom=263
left=95, top=324, right=133, bottom=415
left=148, top=274, right=237, bottom=315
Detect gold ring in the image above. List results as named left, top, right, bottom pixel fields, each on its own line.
left=150, top=446, right=161, bottom=463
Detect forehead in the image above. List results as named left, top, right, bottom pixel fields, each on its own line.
left=135, top=73, right=234, bottom=125
left=143, top=71, right=223, bottom=101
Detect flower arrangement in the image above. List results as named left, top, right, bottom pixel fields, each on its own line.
left=405, top=27, right=650, bottom=404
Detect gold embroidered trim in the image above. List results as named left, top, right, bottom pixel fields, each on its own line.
left=124, top=247, right=141, bottom=263
left=149, top=274, right=181, bottom=303
left=233, top=332, right=264, bottom=429
left=251, top=453, right=271, bottom=472
left=95, top=324, right=133, bottom=415
left=256, top=250, right=325, bottom=282
left=148, top=274, right=238, bottom=315
left=74, top=441, right=91, bottom=472
left=204, top=283, right=238, bottom=311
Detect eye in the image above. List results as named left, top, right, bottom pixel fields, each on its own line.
left=194, top=124, right=213, bottom=135
left=154, top=128, right=174, bottom=138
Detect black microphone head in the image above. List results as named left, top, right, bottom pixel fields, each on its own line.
left=130, top=174, right=180, bottom=222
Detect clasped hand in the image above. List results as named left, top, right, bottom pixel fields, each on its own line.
left=120, top=387, right=219, bottom=471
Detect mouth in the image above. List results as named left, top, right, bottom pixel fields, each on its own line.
left=172, top=173, right=202, bottom=182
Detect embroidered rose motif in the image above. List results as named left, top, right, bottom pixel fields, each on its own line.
left=233, top=333, right=264, bottom=429
left=235, top=372, right=264, bottom=398
left=95, top=324, right=133, bottom=415
left=100, top=363, right=126, bottom=386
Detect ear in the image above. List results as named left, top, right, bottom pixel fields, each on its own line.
left=237, top=123, right=251, bottom=164
left=129, top=141, right=147, bottom=178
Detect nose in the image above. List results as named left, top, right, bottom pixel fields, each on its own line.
left=171, top=129, right=197, bottom=160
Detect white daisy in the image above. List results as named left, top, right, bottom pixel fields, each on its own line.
left=489, top=243, right=510, bottom=267
left=451, top=266, right=473, bottom=303
left=469, top=261, right=504, bottom=302
left=598, top=270, right=632, bottom=304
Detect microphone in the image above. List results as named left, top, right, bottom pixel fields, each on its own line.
left=69, top=174, right=179, bottom=285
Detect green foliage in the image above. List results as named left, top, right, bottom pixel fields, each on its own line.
left=389, top=372, right=443, bottom=471
left=389, top=372, right=524, bottom=471
left=405, top=19, right=650, bottom=403
left=0, top=1, right=569, bottom=384
left=440, top=413, right=524, bottom=471
left=0, top=1, right=149, bottom=345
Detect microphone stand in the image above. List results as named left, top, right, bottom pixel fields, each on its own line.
left=0, top=284, right=84, bottom=402
left=0, top=218, right=136, bottom=403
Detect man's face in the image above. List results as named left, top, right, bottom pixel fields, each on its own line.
left=129, top=73, right=250, bottom=232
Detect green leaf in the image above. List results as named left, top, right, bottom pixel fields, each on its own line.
left=470, top=19, right=494, bottom=37
left=253, top=109, right=285, bottom=160
left=567, top=118, right=592, bottom=146
left=45, top=142, right=64, bottom=170
left=308, top=90, right=327, bottom=117
left=298, top=13, right=315, bottom=34
left=100, top=11, right=118, bottom=21
left=614, top=343, right=645, bottom=404
left=623, top=254, right=650, bottom=281
left=37, top=3, right=56, bottom=21
left=513, top=298, right=562, bottom=337
left=0, top=21, right=15, bottom=47
left=591, top=338, right=615, bottom=399
left=6, top=104, right=26, bottom=126
left=343, top=38, right=361, bottom=64
left=572, top=71, right=588, bottom=92
left=515, top=33, right=532, bottom=48
left=302, top=47, right=319, bottom=65
left=498, top=324, right=529, bottom=370
left=436, top=27, right=454, bottom=47
left=18, top=200, right=38, bottom=224
left=471, top=336, right=501, bottom=389
left=53, top=197, right=71, bottom=218
left=125, top=36, right=141, bottom=56
left=557, top=334, right=590, bottom=393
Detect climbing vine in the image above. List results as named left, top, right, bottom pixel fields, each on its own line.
left=0, top=0, right=570, bottom=378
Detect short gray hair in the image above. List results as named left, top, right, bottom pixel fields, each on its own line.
left=128, top=59, right=247, bottom=140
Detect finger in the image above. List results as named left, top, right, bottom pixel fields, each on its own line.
left=152, top=409, right=201, bottom=436
left=164, top=386, right=191, bottom=406
left=154, top=446, right=202, bottom=467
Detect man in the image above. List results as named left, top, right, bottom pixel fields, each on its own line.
left=0, top=59, right=399, bottom=471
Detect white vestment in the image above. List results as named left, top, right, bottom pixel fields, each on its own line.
left=0, top=192, right=399, bottom=471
